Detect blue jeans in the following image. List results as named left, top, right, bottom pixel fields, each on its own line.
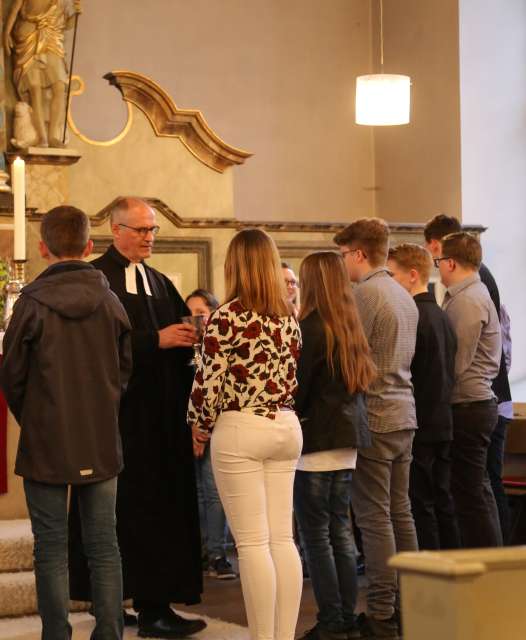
left=24, top=477, right=123, bottom=640
left=294, top=469, right=357, bottom=633
left=195, top=445, right=228, bottom=559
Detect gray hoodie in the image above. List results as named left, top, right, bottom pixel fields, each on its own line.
left=1, top=261, right=132, bottom=484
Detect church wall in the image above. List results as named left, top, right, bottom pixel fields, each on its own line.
left=372, top=0, right=462, bottom=222
left=68, top=0, right=376, bottom=223
left=458, top=0, right=526, bottom=392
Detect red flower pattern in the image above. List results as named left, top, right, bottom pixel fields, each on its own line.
left=235, top=342, right=251, bottom=359
left=265, top=380, right=279, bottom=394
left=187, top=299, right=300, bottom=430
left=204, top=336, right=221, bottom=356
left=231, top=364, right=250, bottom=384
left=190, top=388, right=204, bottom=408
left=254, top=351, right=268, bottom=364
left=290, top=338, right=300, bottom=361
left=242, top=321, right=262, bottom=339
left=218, top=318, right=230, bottom=336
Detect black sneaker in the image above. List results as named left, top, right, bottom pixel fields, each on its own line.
left=356, top=613, right=400, bottom=639
left=300, top=625, right=353, bottom=640
left=208, top=555, right=237, bottom=579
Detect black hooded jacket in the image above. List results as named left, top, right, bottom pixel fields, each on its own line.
left=1, top=261, right=132, bottom=484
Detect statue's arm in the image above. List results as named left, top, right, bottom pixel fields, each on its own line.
left=3, top=0, right=24, bottom=55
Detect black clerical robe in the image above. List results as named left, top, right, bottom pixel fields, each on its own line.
left=69, top=244, right=202, bottom=604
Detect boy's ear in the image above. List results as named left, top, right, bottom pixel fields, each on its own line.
left=82, top=239, right=94, bottom=259
left=38, top=240, right=51, bottom=259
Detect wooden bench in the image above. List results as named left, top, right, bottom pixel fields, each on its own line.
left=503, top=403, right=526, bottom=543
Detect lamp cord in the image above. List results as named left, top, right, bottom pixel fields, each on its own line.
left=379, top=0, right=384, bottom=71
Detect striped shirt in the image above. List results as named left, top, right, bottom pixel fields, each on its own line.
left=354, top=268, right=418, bottom=433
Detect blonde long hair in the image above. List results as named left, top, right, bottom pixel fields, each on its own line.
left=224, top=229, right=292, bottom=317
left=299, top=251, right=376, bottom=392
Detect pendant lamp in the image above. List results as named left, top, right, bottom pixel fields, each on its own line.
left=355, top=0, right=411, bottom=126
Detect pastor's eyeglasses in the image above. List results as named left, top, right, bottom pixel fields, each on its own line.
left=118, top=223, right=160, bottom=237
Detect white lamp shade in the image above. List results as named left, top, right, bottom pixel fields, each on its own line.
left=355, top=74, right=411, bottom=125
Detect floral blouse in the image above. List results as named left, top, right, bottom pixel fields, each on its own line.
left=187, top=298, right=301, bottom=431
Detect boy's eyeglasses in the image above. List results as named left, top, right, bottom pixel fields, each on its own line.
left=341, top=249, right=360, bottom=259
left=433, top=257, right=452, bottom=268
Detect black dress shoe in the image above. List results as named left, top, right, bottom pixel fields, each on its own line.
left=138, top=610, right=207, bottom=639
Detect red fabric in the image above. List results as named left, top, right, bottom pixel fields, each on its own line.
left=0, top=374, right=6, bottom=494
left=503, top=476, right=526, bottom=488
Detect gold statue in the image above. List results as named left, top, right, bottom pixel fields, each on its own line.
left=4, top=0, right=81, bottom=148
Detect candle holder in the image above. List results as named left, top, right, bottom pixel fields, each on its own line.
left=3, top=259, right=26, bottom=329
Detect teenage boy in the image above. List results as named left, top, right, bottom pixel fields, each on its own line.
left=334, top=218, right=418, bottom=640
left=1, top=206, right=132, bottom=640
left=387, top=244, right=460, bottom=550
left=425, top=214, right=512, bottom=543
left=437, top=232, right=502, bottom=547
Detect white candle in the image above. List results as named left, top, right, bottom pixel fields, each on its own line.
left=12, top=157, right=26, bottom=261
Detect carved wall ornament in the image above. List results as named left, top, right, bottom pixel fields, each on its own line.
left=67, top=76, right=133, bottom=147
left=89, top=196, right=487, bottom=237
left=67, top=70, right=252, bottom=173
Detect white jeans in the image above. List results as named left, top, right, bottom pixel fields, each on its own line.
left=211, top=410, right=303, bottom=640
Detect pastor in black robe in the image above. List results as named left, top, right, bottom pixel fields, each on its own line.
left=69, top=244, right=202, bottom=605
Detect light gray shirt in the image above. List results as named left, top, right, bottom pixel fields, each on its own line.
left=354, top=267, right=418, bottom=433
left=443, top=273, right=501, bottom=404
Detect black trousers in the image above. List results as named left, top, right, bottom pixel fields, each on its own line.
left=451, top=400, right=502, bottom=548
left=409, top=440, right=461, bottom=550
left=133, top=601, right=170, bottom=617
left=487, top=415, right=512, bottom=544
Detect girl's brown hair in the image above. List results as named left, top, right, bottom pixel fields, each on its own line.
left=224, top=229, right=293, bottom=317
left=299, top=251, right=376, bottom=392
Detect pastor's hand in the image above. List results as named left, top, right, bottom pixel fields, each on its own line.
left=158, top=323, right=196, bottom=349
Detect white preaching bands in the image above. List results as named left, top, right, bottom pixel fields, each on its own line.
left=125, top=262, right=152, bottom=296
